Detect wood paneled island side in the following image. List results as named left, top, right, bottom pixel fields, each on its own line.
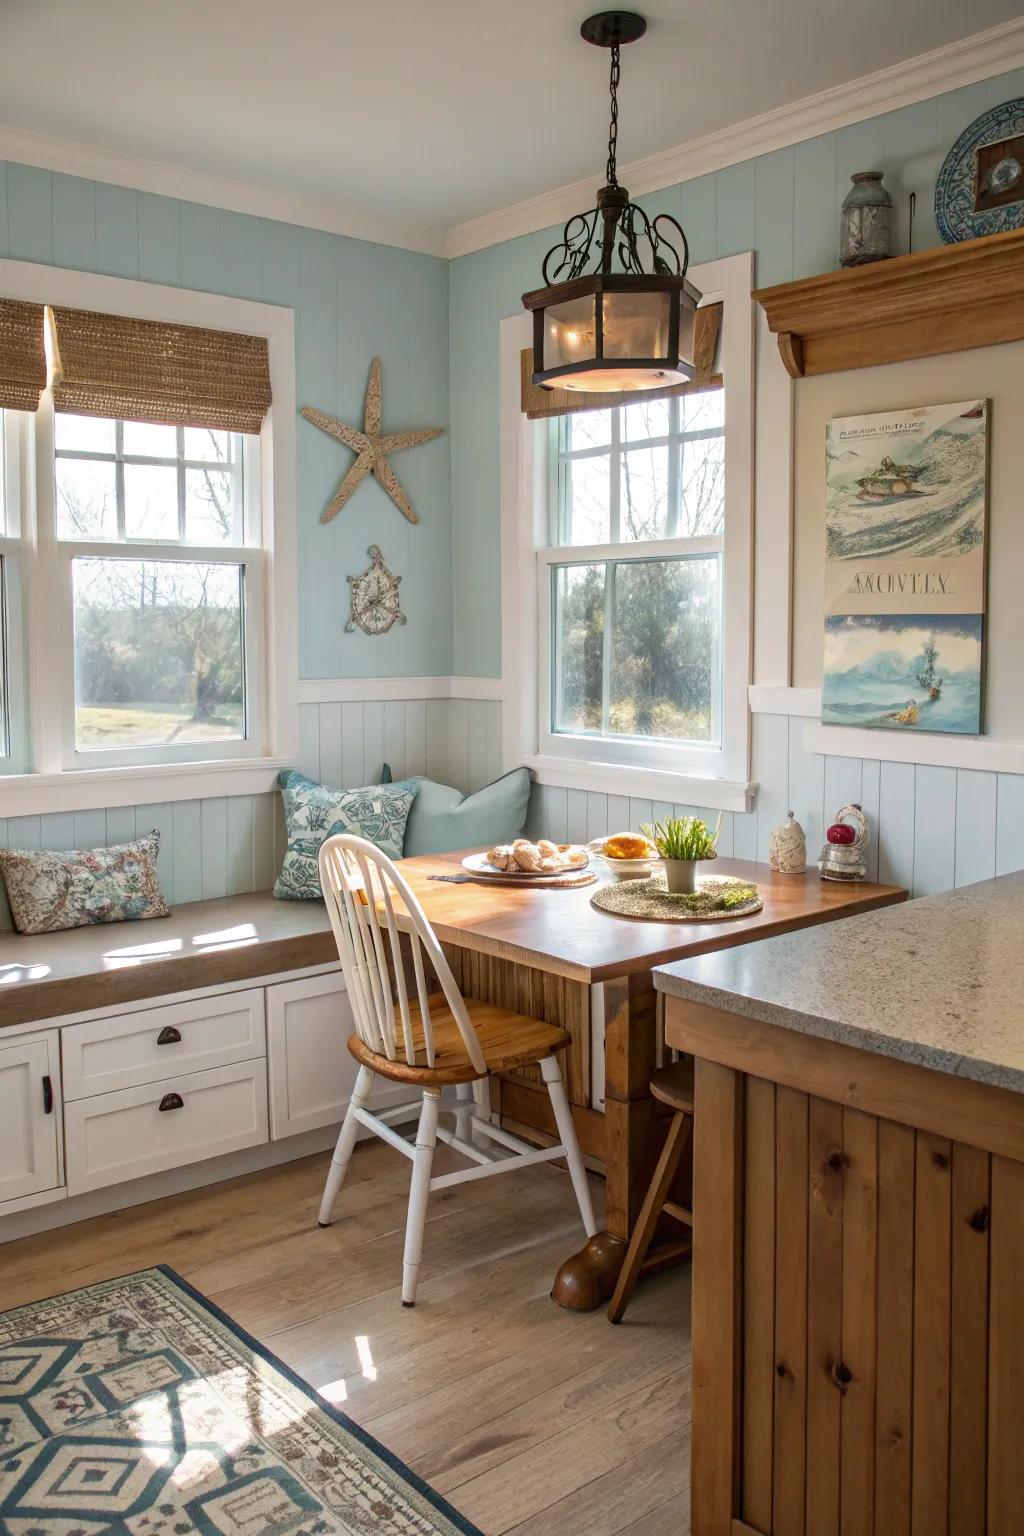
left=654, top=871, right=1024, bottom=1536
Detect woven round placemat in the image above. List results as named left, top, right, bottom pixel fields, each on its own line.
left=591, top=873, right=762, bottom=922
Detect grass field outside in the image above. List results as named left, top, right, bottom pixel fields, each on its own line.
left=76, top=701, right=244, bottom=748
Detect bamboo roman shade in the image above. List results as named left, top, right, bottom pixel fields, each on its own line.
left=521, top=300, right=722, bottom=420
left=0, top=299, right=47, bottom=412
left=49, top=306, right=272, bottom=434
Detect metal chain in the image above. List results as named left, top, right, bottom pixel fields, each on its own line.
left=606, top=39, right=620, bottom=186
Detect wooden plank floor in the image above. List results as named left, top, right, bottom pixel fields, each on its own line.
left=0, top=1142, right=692, bottom=1535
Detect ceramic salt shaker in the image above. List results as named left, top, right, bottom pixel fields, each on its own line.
left=769, top=811, right=806, bottom=874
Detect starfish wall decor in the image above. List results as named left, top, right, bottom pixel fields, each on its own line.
left=302, top=356, right=443, bottom=525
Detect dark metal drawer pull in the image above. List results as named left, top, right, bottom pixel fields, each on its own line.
left=158, top=1092, right=184, bottom=1112
left=42, top=1075, right=53, bottom=1115
left=157, top=1026, right=182, bottom=1046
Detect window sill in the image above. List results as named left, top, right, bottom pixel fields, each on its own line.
left=523, top=754, right=756, bottom=813
left=0, top=756, right=292, bottom=819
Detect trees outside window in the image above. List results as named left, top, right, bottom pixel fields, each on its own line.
left=549, top=390, right=725, bottom=750
left=53, top=414, right=253, bottom=754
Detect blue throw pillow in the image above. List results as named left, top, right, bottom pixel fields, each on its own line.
left=274, top=769, right=418, bottom=900
left=402, top=769, right=531, bottom=857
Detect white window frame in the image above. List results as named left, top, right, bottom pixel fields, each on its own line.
left=500, top=251, right=755, bottom=813
left=0, top=259, right=298, bottom=816
left=0, top=409, right=28, bottom=773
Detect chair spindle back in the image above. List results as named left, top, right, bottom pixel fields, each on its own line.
left=318, top=834, right=486, bottom=1075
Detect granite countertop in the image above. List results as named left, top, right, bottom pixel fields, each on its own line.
left=653, top=871, right=1024, bottom=1095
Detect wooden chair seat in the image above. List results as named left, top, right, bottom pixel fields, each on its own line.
left=650, top=1059, right=695, bottom=1113
left=348, top=997, right=571, bottom=1085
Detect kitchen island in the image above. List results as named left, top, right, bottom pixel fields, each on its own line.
left=654, top=871, right=1024, bottom=1536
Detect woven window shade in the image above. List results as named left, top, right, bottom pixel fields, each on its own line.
left=49, top=306, right=272, bottom=434
left=0, top=299, right=47, bottom=412
left=521, top=300, right=722, bottom=420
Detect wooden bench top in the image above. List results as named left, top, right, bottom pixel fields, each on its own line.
left=0, top=892, right=336, bottom=1029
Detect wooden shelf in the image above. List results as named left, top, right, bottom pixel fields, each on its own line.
left=754, top=225, right=1024, bottom=378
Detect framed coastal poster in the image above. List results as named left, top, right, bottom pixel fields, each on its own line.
left=822, top=400, right=988, bottom=734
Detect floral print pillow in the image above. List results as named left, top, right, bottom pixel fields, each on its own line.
left=274, top=769, right=418, bottom=901
left=0, top=831, right=170, bottom=935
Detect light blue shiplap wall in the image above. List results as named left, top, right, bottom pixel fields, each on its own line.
left=0, top=159, right=451, bottom=912
left=448, top=64, right=1024, bottom=902
left=448, top=66, right=1024, bottom=679
left=526, top=711, right=1024, bottom=898
left=0, top=796, right=278, bottom=931
left=0, top=696, right=504, bottom=929
left=293, top=696, right=503, bottom=797
left=0, top=160, right=452, bottom=681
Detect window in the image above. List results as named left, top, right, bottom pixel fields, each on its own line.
left=500, top=252, right=754, bottom=807
left=44, top=414, right=262, bottom=768
left=546, top=392, right=725, bottom=763
left=0, top=261, right=297, bottom=808
left=52, top=414, right=258, bottom=761
left=0, top=410, right=25, bottom=770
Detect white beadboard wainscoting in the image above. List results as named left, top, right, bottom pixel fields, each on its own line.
left=293, top=696, right=503, bottom=797
left=526, top=712, right=1024, bottom=899
left=3, top=700, right=1021, bottom=931
left=0, top=797, right=279, bottom=931
left=0, top=693, right=503, bottom=931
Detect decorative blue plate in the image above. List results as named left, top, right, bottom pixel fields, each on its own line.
left=935, top=97, right=1024, bottom=243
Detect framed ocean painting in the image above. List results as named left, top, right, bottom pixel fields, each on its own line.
left=822, top=400, right=988, bottom=734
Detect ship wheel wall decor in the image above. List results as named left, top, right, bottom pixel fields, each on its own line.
left=302, top=356, right=443, bottom=526
left=347, top=545, right=407, bottom=635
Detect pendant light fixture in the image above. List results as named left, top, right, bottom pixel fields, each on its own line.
left=522, top=11, right=701, bottom=394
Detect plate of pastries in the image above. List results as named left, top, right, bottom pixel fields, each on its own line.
left=464, top=838, right=590, bottom=880
left=586, top=831, right=660, bottom=879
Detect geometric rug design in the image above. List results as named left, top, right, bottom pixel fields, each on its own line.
left=0, top=1265, right=481, bottom=1535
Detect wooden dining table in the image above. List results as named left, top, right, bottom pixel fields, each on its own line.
left=390, top=848, right=906, bottom=1310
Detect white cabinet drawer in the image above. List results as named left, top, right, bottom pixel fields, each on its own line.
left=62, top=990, right=266, bottom=1100
left=266, top=972, right=359, bottom=1139
left=64, top=1061, right=269, bottom=1195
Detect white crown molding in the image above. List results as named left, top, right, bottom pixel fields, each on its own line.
left=297, top=676, right=504, bottom=705
left=444, top=17, right=1024, bottom=259
left=0, top=121, right=447, bottom=258
left=3, top=17, right=1021, bottom=265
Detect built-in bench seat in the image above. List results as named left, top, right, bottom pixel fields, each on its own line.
left=0, top=891, right=335, bottom=1029
left=0, top=892, right=390, bottom=1239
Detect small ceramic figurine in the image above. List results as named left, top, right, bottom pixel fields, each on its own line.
left=818, top=803, right=870, bottom=881
left=769, top=811, right=807, bottom=874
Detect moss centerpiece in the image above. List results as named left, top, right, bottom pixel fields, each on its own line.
left=641, top=814, right=721, bottom=893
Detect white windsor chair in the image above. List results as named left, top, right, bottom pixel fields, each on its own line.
left=316, top=834, right=597, bottom=1305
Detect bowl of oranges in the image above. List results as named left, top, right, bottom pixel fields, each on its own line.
left=586, top=832, right=660, bottom=881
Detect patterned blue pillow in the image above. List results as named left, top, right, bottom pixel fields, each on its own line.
left=274, top=769, right=417, bottom=901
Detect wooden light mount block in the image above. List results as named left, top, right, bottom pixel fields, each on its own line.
left=754, top=225, right=1024, bottom=379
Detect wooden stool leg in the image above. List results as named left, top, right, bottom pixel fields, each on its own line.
left=608, top=1109, right=692, bottom=1324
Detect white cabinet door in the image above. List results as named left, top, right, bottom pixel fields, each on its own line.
left=0, top=1032, right=61, bottom=1205
left=266, top=972, right=360, bottom=1139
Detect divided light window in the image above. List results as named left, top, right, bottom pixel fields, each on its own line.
left=543, top=391, right=725, bottom=767
left=53, top=413, right=259, bottom=759
left=0, top=412, right=15, bottom=760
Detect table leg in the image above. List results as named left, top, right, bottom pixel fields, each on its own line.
left=551, top=971, right=662, bottom=1310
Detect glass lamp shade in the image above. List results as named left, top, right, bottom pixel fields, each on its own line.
left=524, top=274, right=701, bottom=393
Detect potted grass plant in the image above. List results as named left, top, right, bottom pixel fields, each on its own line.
left=641, top=815, right=721, bottom=894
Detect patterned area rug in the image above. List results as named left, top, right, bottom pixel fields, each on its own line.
left=0, top=1264, right=480, bottom=1535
